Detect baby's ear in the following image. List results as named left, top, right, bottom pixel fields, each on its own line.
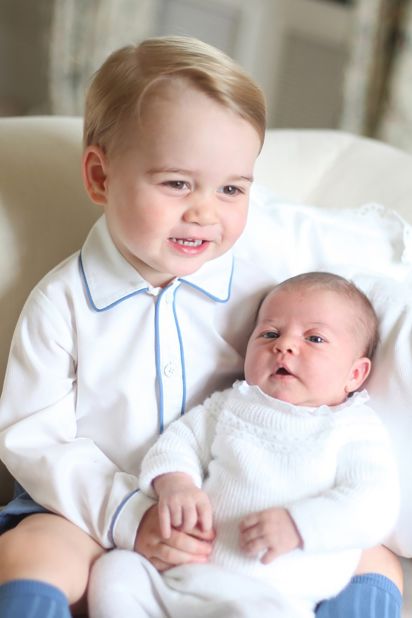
left=345, top=357, right=372, bottom=395
left=82, top=146, right=108, bottom=205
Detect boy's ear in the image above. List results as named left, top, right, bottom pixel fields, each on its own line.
left=82, top=146, right=108, bottom=205
left=345, top=357, right=372, bottom=395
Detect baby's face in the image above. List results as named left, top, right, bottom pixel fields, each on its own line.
left=244, top=287, right=371, bottom=407
left=84, top=83, right=261, bottom=287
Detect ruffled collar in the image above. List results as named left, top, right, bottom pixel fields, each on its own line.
left=235, top=380, right=369, bottom=416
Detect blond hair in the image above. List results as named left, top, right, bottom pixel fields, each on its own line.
left=84, top=36, right=266, bottom=154
left=271, top=272, right=379, bottom=360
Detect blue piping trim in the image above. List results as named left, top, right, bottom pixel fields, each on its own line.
left=172, top=286, right=186, bottom=416
left=108, top=488, right=139, bottom=546
left=178, top=257, right=235, bottom=303
left=79, top=254, right=148, bottom=311
left=154, top=288, right=168, bottom=433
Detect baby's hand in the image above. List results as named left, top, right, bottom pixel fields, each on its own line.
left=239, top=506, right=302, bottom=564
left=154, top=472, right=213, bottom=539
left=134, top=504, right=214, bottom=572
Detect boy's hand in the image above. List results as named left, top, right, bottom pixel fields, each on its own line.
left=154, top=472, right=213, bottom=539
left=239, top=507, right=302, bottom=564
left=134, top=504, right=214, bottom=571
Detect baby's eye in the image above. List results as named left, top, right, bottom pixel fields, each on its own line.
left=220, top=185, right=242, bottom=196
left=307, top=335, right=325, bottom=344
left=261, top=331, right=279, bottom=339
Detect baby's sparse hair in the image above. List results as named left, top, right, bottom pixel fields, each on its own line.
left=84, top=35, right=266, bottom=155
left=271, top=271, right=379, bottom=360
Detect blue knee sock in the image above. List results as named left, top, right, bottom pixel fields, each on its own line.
left=316, top=574, right=402, bottom=618
left=0, top=579, right=71, bottom=618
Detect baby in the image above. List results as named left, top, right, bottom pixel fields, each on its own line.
left=89, top=271, right=399, bottom=618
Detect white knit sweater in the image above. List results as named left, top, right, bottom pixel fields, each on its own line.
left=139, top=381, right=399, bottom=603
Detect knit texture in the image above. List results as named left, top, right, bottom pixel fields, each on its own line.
left=140, top=381, right=399, bottom=603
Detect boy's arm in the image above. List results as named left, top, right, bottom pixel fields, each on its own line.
left=0, top=290, right=154, bottom=550
left=287, top=415, right=399, bottom=553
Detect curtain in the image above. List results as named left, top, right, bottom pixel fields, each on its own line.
left=379, top=1, right=412, bottom=149
left=49, top=0, right=156, bottom=115
left=341, top=0, right=412, bottom=151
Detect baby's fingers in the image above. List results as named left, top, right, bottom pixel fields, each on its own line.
left=197, top=499, right=213, bottom=533
left=239, top=514, right=267, bottom=556
left=158, top=501, right=173, bottom=539
left=239, top=523, right=260, bottom=545
left=260, top=548, right=278, bottom=564
left=239, top=527, right=267, bottom=556
left=239, top=512, right=260, bottom=532
left=181, top=503, right=199, bottom=532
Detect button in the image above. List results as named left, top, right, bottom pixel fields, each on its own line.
left=164, top=362, right=176, bottom=377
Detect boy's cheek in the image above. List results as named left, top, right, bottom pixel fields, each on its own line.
left=234, top=216, right=249, bottom=240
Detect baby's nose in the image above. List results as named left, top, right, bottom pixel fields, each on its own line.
left=273, top=337, right=297, bottom=354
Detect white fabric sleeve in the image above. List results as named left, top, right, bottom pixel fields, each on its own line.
left=288, top=416, right=400, bottom=553
left=0, top=290, right=153, bottom=550
left=139, top=393, right=222, bottom=497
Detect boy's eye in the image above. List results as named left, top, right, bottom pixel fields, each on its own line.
left=220, top=185, right=242, bottom=196
left=163, top=180, right=188, bottom=191
left=261, top=331, right=279, bottom=339
left=307, top=335, right=324, bottom=344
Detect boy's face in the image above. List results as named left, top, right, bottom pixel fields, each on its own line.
left=244, top=287, right=371, bottom=407
left=83, top=85, right=261, bottom=287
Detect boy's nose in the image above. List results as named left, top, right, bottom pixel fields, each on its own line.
left=183, top=196, right=218, bottom=226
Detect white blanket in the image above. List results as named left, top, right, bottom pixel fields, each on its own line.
left=88, top=550, right=314, bottom=618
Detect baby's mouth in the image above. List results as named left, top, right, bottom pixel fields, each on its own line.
left=275, top=367, right=292, bottom=376
left=170, top=237, right=205, bottom=247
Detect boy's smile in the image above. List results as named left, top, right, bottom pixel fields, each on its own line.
left=168, top=236, right=212, bottom=255
left=83, top=82, right=261, bottom=287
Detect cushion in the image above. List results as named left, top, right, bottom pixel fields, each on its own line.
left=236, top=184, right=412, bottom=283
left=354, top=274, right=412, bottom=557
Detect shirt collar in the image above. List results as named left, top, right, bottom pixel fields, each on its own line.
left=80, top=216, right=234, bottom=311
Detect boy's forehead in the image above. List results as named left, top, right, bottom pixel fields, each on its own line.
left=139, top=76, right=189, bottom=112
left=117, top=87, right=261, bottom=173
left=112, top=79, right=193, bottom=147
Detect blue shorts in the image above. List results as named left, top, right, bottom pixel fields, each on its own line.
left=0, top=483, right=49, bottom=533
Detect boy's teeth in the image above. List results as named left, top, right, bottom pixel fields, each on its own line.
left=172, top=238, right=203, bottom=247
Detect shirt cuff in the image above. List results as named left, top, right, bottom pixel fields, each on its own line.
left=110, top=489, right=157, bottom=550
